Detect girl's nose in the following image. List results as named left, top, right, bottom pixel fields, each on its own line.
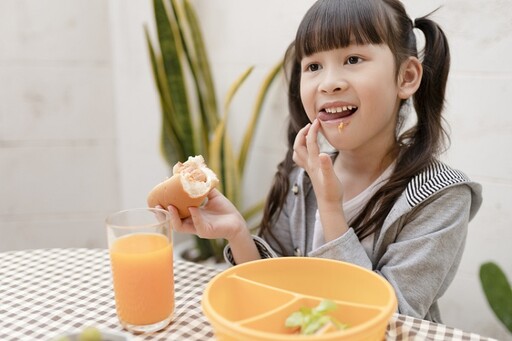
left=319, top=71, right=348, bottom=94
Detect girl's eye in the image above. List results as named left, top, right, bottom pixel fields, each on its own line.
left=305, top=63, right=321, bottom=72
left=346, top=56, right=362, bottom=65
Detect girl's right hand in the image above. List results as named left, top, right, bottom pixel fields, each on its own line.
left=293, top=119, right=344, bottom=206
left=166, top=188, right=247, bottom=243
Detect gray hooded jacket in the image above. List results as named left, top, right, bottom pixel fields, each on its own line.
left=225, top=160, right=482, bottom=323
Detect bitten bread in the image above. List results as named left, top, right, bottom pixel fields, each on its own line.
left=147, top=155, right=219, bottom=218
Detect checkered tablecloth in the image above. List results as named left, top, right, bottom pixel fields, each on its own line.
left=0, top=248, right=221, bottom=341
left=0, top=249, right=496, bottom=341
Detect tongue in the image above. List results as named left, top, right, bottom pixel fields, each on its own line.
left=318, top=109, right=353, bottom=121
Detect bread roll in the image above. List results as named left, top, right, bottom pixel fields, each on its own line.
left=147, top=155, right=219, bottom=218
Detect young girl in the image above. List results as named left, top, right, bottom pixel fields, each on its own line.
left=165, top=0, right=482, bottom=322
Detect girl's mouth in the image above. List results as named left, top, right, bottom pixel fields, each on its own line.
left=317, top=105, right=358, bottom=122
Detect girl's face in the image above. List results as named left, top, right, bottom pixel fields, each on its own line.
left=300, top=44, right=402, bottom=154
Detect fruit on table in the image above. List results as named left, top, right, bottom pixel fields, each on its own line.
left=52, top=326, right=102, bottom=341
left=78, top=327, right=102, bottom=341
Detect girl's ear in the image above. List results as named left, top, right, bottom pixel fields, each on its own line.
left=398, top=57, right=422, bottom=100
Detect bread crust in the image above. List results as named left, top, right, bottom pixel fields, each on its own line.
left=147, top=156, right=219, bottom=218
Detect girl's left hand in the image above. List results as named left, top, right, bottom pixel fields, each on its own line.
left=293, top=119, right=344, bottom=207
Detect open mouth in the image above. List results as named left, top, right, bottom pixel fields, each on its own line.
left=318, top=105, right=358, bottom=133
left=318, top=105, right=358, bottom=121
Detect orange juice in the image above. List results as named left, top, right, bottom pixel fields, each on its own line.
left=110, top=233, right=174, bottom=325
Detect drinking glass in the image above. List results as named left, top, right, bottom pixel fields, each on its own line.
left=106, top=208, right=174, bottom=333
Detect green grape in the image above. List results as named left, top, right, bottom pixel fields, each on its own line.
left=52, top=337, right=71, bottom=341
left=78, top=326, right=102, bottom=341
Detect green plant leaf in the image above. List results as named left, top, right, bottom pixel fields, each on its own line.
left=222, top=134, right=240, bottom=205
left=224, top=66, right=254, bottom=113
left=238, top=60, right=283, bottom=175
left=479, top=262, right=512, bottom=332
left=145, top=26, right=183, bottom=164
left=182, top=0, right=218, bottom=131
left=210, top=66, right=253, bottom=196
left=155, top=0, right=196, bottom=157
left=147, top=0, right=282, bottom=261
left=241, top=200, right=265, bottom=222
left=208, top=117, right=226, bottom=181
left=173, top=0, right=217, bottom=156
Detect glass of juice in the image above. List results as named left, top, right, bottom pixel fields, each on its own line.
left=106, top=207, right=174, bottom=333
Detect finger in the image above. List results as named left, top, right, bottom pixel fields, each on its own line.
left=318, top=153, right=334, bottom=174
left=293, top=123, right=311, bottom=165
left=305, top=119, right=321, bottom=157
left=293, top=124, right=310, bottom=151
left=167, top=205, right=195, bottom=234
left=153, top=208, right=169, bottom=223
left=188, top=207, right=210, bottom=238
left=207, top=188, right=222, bottom=200
left=166, top=205, right=182, bottom=231
left=318, top=153, right=340, bottom=190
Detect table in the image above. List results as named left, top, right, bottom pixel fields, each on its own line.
left=0, top=249, right=496, bottom=341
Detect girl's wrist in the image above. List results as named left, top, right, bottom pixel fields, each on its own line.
left=227, top=223, right=260, bottom=264
left=226, top=218, right=250, bottom=244
left=316, top=200, right=344, bottom=216
left=317, top=205, right=349, bottom=241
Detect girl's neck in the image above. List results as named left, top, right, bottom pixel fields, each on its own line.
left=334, top=144, right=398, bottom=202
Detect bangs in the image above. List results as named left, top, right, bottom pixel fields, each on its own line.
left=295, top=0, right=393, bottom=59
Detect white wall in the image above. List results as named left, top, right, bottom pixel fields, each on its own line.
left=0, top=0, right=119, bottom=250
left=419, top=2, right=512, bottom=339
left=0, top=0, right=510, bottom=339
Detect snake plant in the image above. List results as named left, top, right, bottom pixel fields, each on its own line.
left=145, top=0, right=282, bottom=262
left=479, top=262, right=512, bottom=333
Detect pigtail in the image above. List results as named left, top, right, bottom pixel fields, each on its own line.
left=411, top=15, right=451, bottom=158
left=258, top=44, right=308, bottom=251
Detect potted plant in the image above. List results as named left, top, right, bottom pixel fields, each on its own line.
left=144, top=0, right=283, bottom=263
left=479, top=262, right=512, bottom=333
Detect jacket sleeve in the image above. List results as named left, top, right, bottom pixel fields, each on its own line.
left=376, top=185, right=472, bottom=319
left=309, top=185, right=473, bottom=320
left=308, top=227, right=372, bottom=268
left=223, top=235, right=278, bottom=266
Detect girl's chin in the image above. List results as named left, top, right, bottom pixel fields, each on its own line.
left=319, top=119, right=350, bottom=132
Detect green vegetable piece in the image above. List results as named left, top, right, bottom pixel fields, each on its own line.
left=285, top=299, right=349, bottom=335
left=78, top=326, right=102, bottom=341
left=285, top=311, right=304, bottom=328
left=313, top=299, right=337, bottom=314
